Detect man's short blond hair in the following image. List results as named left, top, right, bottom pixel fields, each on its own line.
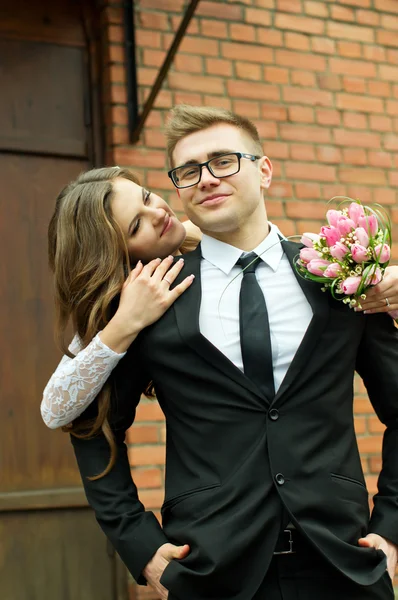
left=165, top=104, right=263, bottom=167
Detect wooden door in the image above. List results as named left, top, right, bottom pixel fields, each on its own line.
left=0, top=1, right=127, bottom=598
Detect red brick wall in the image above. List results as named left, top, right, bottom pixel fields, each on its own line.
left=100, top=1, right=398, bottom=596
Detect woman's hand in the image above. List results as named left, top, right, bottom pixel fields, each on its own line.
left=356, top=265, right=398, bottom=315
left=100, top=256, right=194, bottom=353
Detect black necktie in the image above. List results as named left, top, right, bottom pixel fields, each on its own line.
left=237, top=252, right=275, bottom=399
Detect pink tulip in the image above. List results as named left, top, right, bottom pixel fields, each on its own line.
left=326, top=210, right=342, bottom=228
left=307, top=259, right=331, bottom=276
left=330, top=242, right=349, bottom=260
left=358, top=214, right=378, bottom=237
left=348, top=202, right=365, bottom=226
left=365, top=266, right=382, bottom=287
left=324, top=263, right=341, bottom=278
left=341, top=276, right=362, bottom=295
left=351, top=243, right=369, bottom=263
left=354, top=227, right=369, bottom=248
left=301, top=232, right=320, bottom=247
left=300, top=247, right=322, bottom=263
left=320, top=226, right=341, bottom=247
left=373, top=243, right=390, bottom=263
left=337, top=216, right=356, bottom=236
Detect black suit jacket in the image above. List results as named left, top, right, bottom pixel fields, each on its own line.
left=72, top=241, right=398, bottom=600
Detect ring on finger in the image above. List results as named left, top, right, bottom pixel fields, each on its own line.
left=163, top=277, right=172, bottom=286
left=385, top=297, right=391, bottom=307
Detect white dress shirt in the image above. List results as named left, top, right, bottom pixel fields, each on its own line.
left=199, top=223, right=313, bottom=392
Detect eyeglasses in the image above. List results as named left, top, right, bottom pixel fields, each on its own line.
left=168, top=152, right=260, bottom=189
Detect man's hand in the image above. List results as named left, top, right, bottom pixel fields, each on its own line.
left=358, top=533, right=398, bottom=579
left=142, top=543, right=190, bottom=599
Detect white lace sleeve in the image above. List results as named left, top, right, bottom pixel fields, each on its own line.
left=41, top=333, right=126, bottom=429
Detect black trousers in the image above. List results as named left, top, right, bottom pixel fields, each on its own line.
left=252, top=538, right=394, bottom=600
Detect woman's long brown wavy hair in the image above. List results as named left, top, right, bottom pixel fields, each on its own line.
left=48, top=167, right=142, bottom=479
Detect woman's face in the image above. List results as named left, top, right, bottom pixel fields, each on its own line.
left=111, top=177, right=186, bottom=263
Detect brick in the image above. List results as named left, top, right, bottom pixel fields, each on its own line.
left=330, top=57, right=376, bottom=78
left=245, top=7, right=271, bottom=26
left=311, top=36, right=336, bottom=54
left=268, top=182, right=293, bottom=197
left=290, top=143, right=316, bottom=161
left=256, top=0, right=275, bottom=7
left=334, top=129, right=380, bottom=148
left=375, top=0, right=398, bottom=13
left=222, top=42, right=274, bottom=63
left=230, top=23, right=256, bottom=42
left=109, top=84, right=127, bottom=104
left=291, top=71, right=316, bottom=87
left=331, top=5, right=355, bottom=22
left=108, top=126, right=129, bottom=146
left=336, top=94, right=383, bottom=113
left=138, top=489, right=164, bottom=509
left=257, top=29, right=284, bottom=46
left=342, top=148, right=367, bottom=166
left=339, top=167, right=387, bottom=186
left=227, top=80, right=280, bottom=101
left=387, top=49, right=398, bottom=65
left=131, top=467, right=163, bottom=489
left=264, top=66, right=290, bottom=84
left=296, top=219, right=324, bottom=235
left=288, top=106, right=315, bottom=123
left=286, top=201, right=328, bottom=219
left=139, top=11, right=169, bottom=30
left=357, top=435, right=383, bottom=454
left=316, top=108, right=341, bottom=126
left=304, top=1, right=328, bottom=18
left=128, top=425, right=159, bottom=444
left=363, top=45, right=386, bottom=63
left=197, top=1, right=243, bottom=20
left=368, top=80, right=390, bottom=98
left=206, top=58, right=232, bottom=77
left=376, top=30, right=398, bottom=48
left=343, top=77, right=366, bottom=94
left=266, top=200, right=285, bottom=216
left=357, top=9, right=380, bottom=27
left=384, top=134, right=398, bottom=151
left=276, top=0, right=302, bottom=12
left=171, top=16, right=199, bottom=35
left=374, top=187, right=396, bottom=205
left=200, top=19, right=228, bottom=39
left=317, top=74, right=342, bottom=91
left=390, top=172, right=398, bottom=187
left=107, top=24, right=124, bottom=44
left=337, top=41, right=362, bottom=59
left=236, top=61, right=262, bottom=81
left=354, top=416, right=366, bottom=434
left=168, top=72, right=224, bottom=94
left=233, top=100, right=261, bottom=117
left=369, top=116, right=393, bottom=132
left=276, top=49, right=326, bottom=71
left=336, top=0, right=370, bottom=6
left=322, top=184, right=348, bottom=200
left=354, top=396, right=375, bottom=413
left=174, top=54, right=203, bottom=73
left=203, top=95, right=232, bottom=109
left=327, top=21, right=374, bottom=43
left=379, top=64, right=398, bottom=82
left=179, top=35, right=219, bottom=56
left=143, top=49, right=166, bottom=68
left=387, top=100, right=398, bottom=116
left=264, top=141, right=290, bottom=159
left=135, top=402, right=165, bottom=421
left=252, top=120, right=278, bottom=138
left=369, top=456, right=382, bottom=474
left=275, top=13, right=325, bottom=35
left=128, top=444, right=166, bottom=466
left=138, top=67, right=159, bottom=86
left=147, top=169, right=173, bottom=190
left=295, top=182, right=321, bottom=198
left=108, top=44, right=125, bottom=63
left=283, top=87, right=333, bottom=107
left=342, top=112, right=368, bottom=130
left=271, top=219, right=296, bottom=237
left=285, top=32, right=310, bottom=52
left=140, top=0, right=184, bottom=9
left=261, top=104, right=288, bottom=121
left=144, top=130, right=167, bottom=149
left=280, top=123, right=331, bottom=143
left=113, top=147, right=166, bottom=168
left=173, top=92, right=202, bottom=105
left=110, top=105, right=128, bottom=126
left=285, top=162, right=336, bottom=181
left=136, top=30, right=162, bottom=48
left=317, top=146, right=343, bottom=164
left=347, top=185, right=372, bottom=204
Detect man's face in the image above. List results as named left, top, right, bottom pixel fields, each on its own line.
left=172, top=124, right=272, bottom=235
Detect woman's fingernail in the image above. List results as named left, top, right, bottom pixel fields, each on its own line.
left=364, top=310, right=370, bottom=314
left=168, top=255, right=173, bottom=260
left=190, top=274, right=195, bottom=279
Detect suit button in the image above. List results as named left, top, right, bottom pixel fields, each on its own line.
left=269, top=409, right=279, bottom=421
left=275, top=473, right=285, bottom=486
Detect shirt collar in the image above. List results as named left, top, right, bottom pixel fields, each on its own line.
left=201, top=222, right=285, bottom=275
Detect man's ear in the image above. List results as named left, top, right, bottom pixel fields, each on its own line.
left=258, top=156, right=273, bottom=190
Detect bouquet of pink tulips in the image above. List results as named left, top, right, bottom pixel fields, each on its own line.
left=296, top=198, right=393, bottom=312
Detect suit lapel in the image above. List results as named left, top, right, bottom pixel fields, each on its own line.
left=272, top=239, right=330, bottom=404
left=173, top=245, right=267, bottom=403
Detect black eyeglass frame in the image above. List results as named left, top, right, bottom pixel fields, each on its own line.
left=167, top=152, right=261, bottom=189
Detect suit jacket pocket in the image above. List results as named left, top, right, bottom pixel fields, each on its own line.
left=330, top=473, right=367, bottom=491
left=162, top=483, right=221, bottom=515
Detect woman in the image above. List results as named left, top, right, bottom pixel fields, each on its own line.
left=41, top=165, right=398, bottom=438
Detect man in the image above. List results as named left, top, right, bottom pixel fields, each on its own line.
left=72, top=105, right=398, bottom=600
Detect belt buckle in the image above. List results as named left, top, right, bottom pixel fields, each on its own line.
left=273, top=529, right=296, bottom=555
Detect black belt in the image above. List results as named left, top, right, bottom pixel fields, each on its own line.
left=273, top=528, right=303, bottom=555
